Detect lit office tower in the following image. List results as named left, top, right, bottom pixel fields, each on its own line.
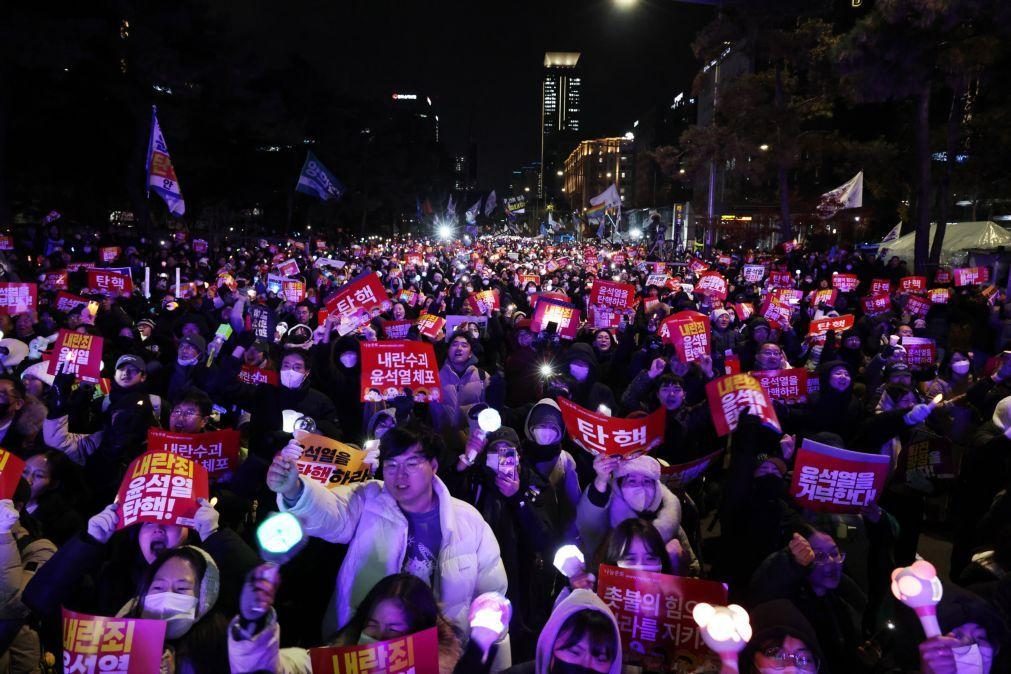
left=541, top=52, right=581, bottom=202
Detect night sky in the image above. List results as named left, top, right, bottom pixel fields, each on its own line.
left=339, top=0, right=713, bottom=188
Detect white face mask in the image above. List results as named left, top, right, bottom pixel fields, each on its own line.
left=952, top=642, right=991, bottom=674
left=532, top=427, right=559, bottom=446
left=177, top=356, right=199, bottom=367
left=616, top=561, right=663, bottom=573
left=280, top=369, right=305, bottom=389
left=358, top=632, right=379, bottom=645
left=622, top=485, right=652, bottom=512
left=569, top=363, right=590, bottom=382
left=339, top=353, right=358, bottom=368
left=142, top=591, right=198, bottom=640
left=952, top=360, right=971, bottom=375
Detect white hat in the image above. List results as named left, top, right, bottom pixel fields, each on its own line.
left=0, top=339, right=28, bottom=368
left=20, top=361, right=55, bottom=387
left=992, top=396, right=1011, bottom=431
left=615, top=455, right=661, bottom=481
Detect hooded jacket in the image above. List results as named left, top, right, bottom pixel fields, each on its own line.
left=560, top=343, right=616, bottom=412
left=738, top=599, right=826, bottom=671
left=432, top=355, right=489, bottom=433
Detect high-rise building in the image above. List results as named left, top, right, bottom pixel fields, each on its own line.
left=388, top=92, right=439, bottom=144
left=563, top=137, right=635, bottom=212
left=541, top=52, right=581, bottom=203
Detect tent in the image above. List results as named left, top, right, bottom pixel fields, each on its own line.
left=878, top=221, right=1011, bottom=266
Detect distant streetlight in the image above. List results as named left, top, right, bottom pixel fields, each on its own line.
left=759, top=144, right=770, bottom=151
left=679, top=168, right=686, bottom=174
left=556, top=170, right=563, bottom=176
left=524, top=187, right=531, bottom=192
left=606, top=172, right=613, bottom=178
left=614, top=0, right=637, bottom=8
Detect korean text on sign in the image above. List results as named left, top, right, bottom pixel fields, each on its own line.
left=531, top=298, right=581, bottom=340
left=115, top=452, right=209, bottom=529
left=752, top=368, right=809, bottom=404
left=146, top=428, right=240, bottom=479
left=47, top=330, right=104, bottom=382
left=62, top=608, right=166, bottom=674
left=590, top=280, right=637, bottom=310
left=308, top=626, right=440, bottom=674
left=705, top=374, right=781, bottom=437
left=87, top=271, right=133, bottom=295
left=558, top=398, right=665, bottom=457
left=293, top=430, right=372, bottom=489
left=659, top=311, right=711, bottom=363
left=597, top=564, right=728, bottom=673
left=0, top=282, right=37, bottom=314
left=360, top=340, right=441, bottom=402
left=788, top=438, right=889, bottom=514
left=325, top=272, right=387, bottom=322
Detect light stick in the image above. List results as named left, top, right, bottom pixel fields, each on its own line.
left=693, top=603, right=752, bottom=674
left=890, top=560, right=943, bottom=638
left=553, top=544, right=585, bottom=578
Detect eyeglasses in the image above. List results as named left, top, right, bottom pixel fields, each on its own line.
left=170, top=409, right=202, bottom=418
left=812, top=550, right=846, bottom=565
left=761, top=647, right=819, bottom=671
left=382, top=456, right=429, bottom=475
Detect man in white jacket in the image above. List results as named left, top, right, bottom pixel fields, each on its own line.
left=267, top=426, right=512, bottom=669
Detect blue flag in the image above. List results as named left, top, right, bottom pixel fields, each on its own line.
left=296, top=152, right=344, bottom=201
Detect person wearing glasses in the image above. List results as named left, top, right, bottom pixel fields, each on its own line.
left=749, top=524, right=865, bottom=673
left=267, top=426, right=511, bottom=670
left=739, top=599, right=824, bottom=674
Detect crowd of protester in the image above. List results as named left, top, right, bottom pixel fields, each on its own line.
left=0, top=214, right=1008, bottom=673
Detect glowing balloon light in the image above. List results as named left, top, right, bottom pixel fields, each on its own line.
left=256, top=512, right=305, bottom=564
left=693, top=603, right=752, bottom=670
left=553, top=544, right=586, bottom=578
left=478, top=408, right=502, bottom=433
left=891, top=560, right=943, bottom=638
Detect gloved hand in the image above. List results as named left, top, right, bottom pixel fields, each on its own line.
left=46, top=372, right=76, bottom=419
left=362, top=440, right=380, bottom=472
left=193, top=498, right=220, bottom=541
left=904, top=402, right=935, bottom=426
left=86, top=503, right=120, bottom=543
left=0, top=500, right=19, bottom=535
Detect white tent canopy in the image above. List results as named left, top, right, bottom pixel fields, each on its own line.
left=878, top=221, right=1011, bottom=266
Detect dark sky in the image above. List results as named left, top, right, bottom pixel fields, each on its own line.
left=340, top=0, right=713, bottom=189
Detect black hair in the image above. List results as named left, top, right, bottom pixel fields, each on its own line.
left=175, top=388, right=214, bottom=417
left=554, top=608, right=618, bottom=663
left=280, top=349, right=310, bottom=369
left=379, top=426, right=438, bottom=462
left=597, top=518, right=674, bottom=575
left=335, top=573, right=456, bottom=647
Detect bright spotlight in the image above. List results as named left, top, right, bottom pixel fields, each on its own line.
left=630, top=228, right=642, bottom=240
left=438, top=225, right=452, bottom=240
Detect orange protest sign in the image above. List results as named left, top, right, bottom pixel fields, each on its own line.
left=0, top=449, right=26, bottom=500
left=293, top=430, right=372, bottom=490
left=62, top=608, right=166, bottom=674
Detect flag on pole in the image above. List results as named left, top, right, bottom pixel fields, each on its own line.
left=146, top=106, right=185, bottom=216
left=590, top=184, right=622, bottom=209
left=585, top=202, right=607, bottom=221
left=880, top=222, right=901, bottom=243
left=295, top=151, right=345, bottom=201
left=446, top=194, right=457, bottom=217
left=484, top=190, right=497, bottom=216
left=816, top=171, right=863, bottom=219
left=465, top=197, right=482, bottom=223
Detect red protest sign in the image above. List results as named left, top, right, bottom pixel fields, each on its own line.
left=383, top=319, right=413, bottom=339
left=768, top=270, right=794, bottom=288
left=309, top=627, right=439, bottom=674
left=87, top=270, right=133, bottom=295
left=953, top=266, right=990, bottom=286
left=597, top=565, right=728, bottom=672
left=146, top=428, right=241, bottom=479
left=809, top=289, right=839, bottom=307
left=758, top=297, right=792, bottom=329
left=531, top=298, right=581, bottom=340
left=862, top=294, right=891, bottom=317
left=590, top=280, right=637, bottom=310
left=397, top=289, right=418, bottom=306
left=277, top=258, right=300, bottom=277
left=752, top=368, right=809, bottom=404
left=0, top=235, right=12, bottom=251
left=807, top=314, right=854, bottom=337
left=742, top=264, right=766, bottom=284
left=115, top=451, right=209, bottom=529
left=871, top=279, right=892, bottom=295
left=99, top=246, right=121, bottom=264
left=281, top=280, right=306, bottom=303
left=192, top=239, right=208, bottom=254
left=546, top=256, right=570, bottom=272
left=0, top=282, right=37, bottom=315
left=688, top=258, right=709, bottom=275
left=326, top=273, right=387, bottom=335
left=47, top=330, right=103, bottom=382
left=519, top=274, right=540, bottom=287
left=558, top=398, right=665, bottom=457
left=789, top=438, right=889, bottom=514
left=659, top=450, right=723, bottom=490
left=934, top=268, right=952, bottom=285
left=239, top=365, right=279, bottom=386
left=901, top=336, right=937, bottom=366
left=900, top=276, right=927, bottom=293
left=0, top=449, right=26, bottom=500
left=905, top=294, right=931, bottom=317
left=705, top=374, right=781, bottom=437
left=415, top=314, right=445, bottom=340
left=62, top=608, right=166, bottom=674
left=733, top=302, right=754, bottom=322
left=771, top=288, right=803, bottom=305
left=659, top=311, right=711, bottom=363
left=43, top=270, right=69, bottom=290
left=693, top=272, right=728, bottom=300
left=717, top=254, right=732, bottom=267
left=466, top=289, right=500, bottom=316
left=645, top=273, right=669, bottom=288
left=360, top=340, right=441, bottom=402
left=928, top=288, right=951, bottom=304
left=832, top=273, right=859, bottom=292
left=587, top=304, right=623, bottom=329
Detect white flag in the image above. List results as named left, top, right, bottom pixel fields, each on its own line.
left=146, top=106, right=185, bottom=216
left=484, top=190, right=497, bottom=216
left=817, top=171, right=863, bottom=219
left=880, top=222, right=901, bottom=243
left=465, top=198, right=482, bottom=223
left=590, top=184, right=622, bottom=209
left=446, top=194, right=457, bottom=217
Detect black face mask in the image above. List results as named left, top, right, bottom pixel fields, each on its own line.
left=550, top=660, right=601, bottom=674
left=524, top=442, right=561, bottom=463
left=0, top=402, right=10, bottom=419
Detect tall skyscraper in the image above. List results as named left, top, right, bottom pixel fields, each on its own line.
left=541, top=52, right=581, bottom=204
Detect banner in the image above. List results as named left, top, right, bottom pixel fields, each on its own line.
left=871, top=279, right=891, bottom=295
left=239, top=365, right=279, bottom=387
left=519, top=274, right=540, bottom=287
left=590, top=280, right=637, bottom=311
left=115, top=451, right=209, bottom=529
left=0, top=449, right=25, bottom=500
left=383, top=320, right=413, bottom=339
left=99, top=246, right=121, bottom=264
left=862, top=294, right=891, bottom=317
left=659, top=450, right=723, bottom=489
left=901, top=336, right=936, bottom=367
left=530, top=298, right=581, bottom=340
left=360, top=340, right=441, bottom=402
left=87, top=270, right=133, bottom=295
left=900, top=276, right=927, bottom=293
left=693, top=272, right=728, bottom=300
left=558, top=398, right=665, bottom=457
left=807, top=314, right=855, bottom=337
left=415, top=314, right=445, bottom=340
left=62, top=608, right=166, bottom=674
left=293, top=430, right=371, bottom=489
left=146, top=428, right=240, bottom=479
left=326, top=273, right=387, bottom=336
left=752, top=368, right=809, bottom=404
left=832, top=273, right=859, bottom=293
left=277, top=258, right=300, bottom=277
left=953, top=267, right=989, bottom=286
left=308, top=627, right=439, bottom=674
left=927, top=288, right=952, bottom=304
left=705, top=374, right=781, bottom=437
left=659, top=311, right=711, bottom=363
left=466, top=289, right=500, bottom=316
left=0, top=282, right=37, bottom=315
left=597, top=565, right=727, bottom=672
left=789, top=438, right=889, bottom=514
left=146, top=106, right=185, bottom=216
left=295, top=150, right=345, bottom=202
left=47, top=330, right=103, bottom=382
left=742, top=264, right=766, bottom=284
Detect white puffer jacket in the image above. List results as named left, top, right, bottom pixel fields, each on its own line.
left=279, top=474, right=511, bottom=668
